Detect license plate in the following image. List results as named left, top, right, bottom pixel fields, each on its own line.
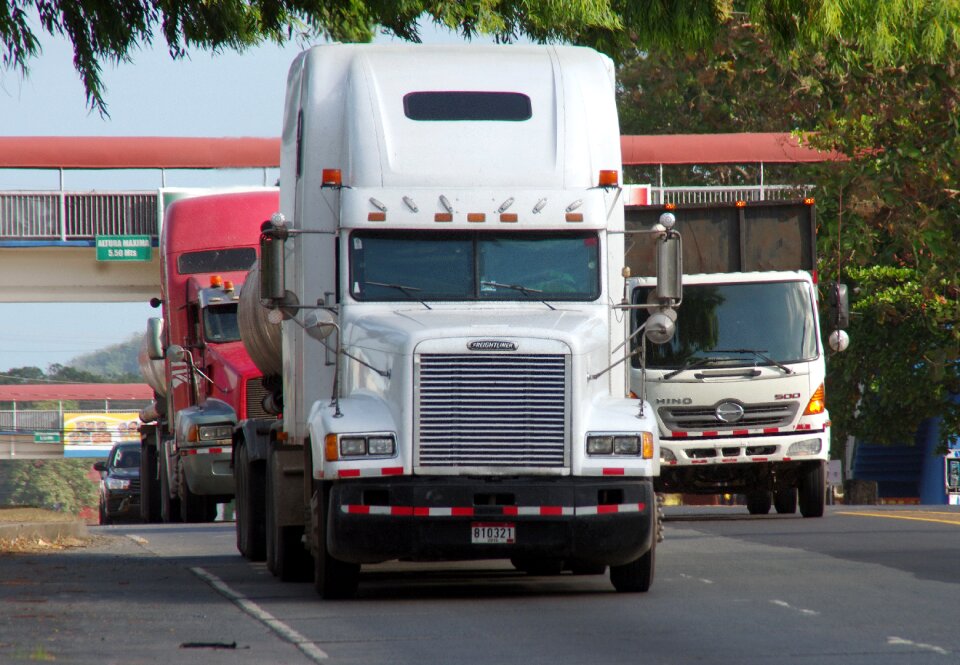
left=471, top=522, right=515, bottom=545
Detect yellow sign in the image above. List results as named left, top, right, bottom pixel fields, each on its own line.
left=63, top=412, right=141, bottom=448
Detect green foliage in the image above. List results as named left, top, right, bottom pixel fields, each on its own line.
left=826, top=266, right=960, bottom=451
left=0, top=459, right=98, bottom=514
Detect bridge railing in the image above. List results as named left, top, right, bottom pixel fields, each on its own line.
left=650, top=184, right=814, bottom=205
left=0, top=191, right=159, bottom=241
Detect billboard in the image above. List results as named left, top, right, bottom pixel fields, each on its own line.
left=63, top=412, right=140, bottom=457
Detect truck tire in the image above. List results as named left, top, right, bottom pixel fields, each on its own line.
left=179, top=462, right=217, bottom=523
left=140, top=436, right=162, bottom=523
left=266, top=449, right=313, bottom=582
left=799, top=461, right=826, bottom=518
left=235, top=438, right=266, bottom=561
left=159, top=448, right=182, bottom=524
left=310, top=485, right=360, bottom=599
left=610, top=540, right=655, bottom=593
left=746, top=491, right=772, bottom=515
left=773, top=488, right=797, bottom=514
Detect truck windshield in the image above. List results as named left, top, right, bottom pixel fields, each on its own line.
left=350, top=230, right=600, bottom=302
left=203, top=303, right=241, bottom=343
left=631, top=280, right=818, bottom=368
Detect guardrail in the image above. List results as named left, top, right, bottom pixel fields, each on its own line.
left=0, top=191, right=158, bottom=240
left=650, top=185, right=814, bottom=205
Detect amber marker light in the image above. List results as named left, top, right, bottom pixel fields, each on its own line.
left=325, top=433, right=339, bottom=461
left=598, top=170, right=619, bottom=187
left=642, top=432, right=655, bottom=459
left=367, top=212, right=386, bottom=221
left=321, top=168, right=342, bottom=188
left=467, top=213, right=486, bottom=222
left=499, top=213, right=518, bottom=223
left=209, top=275, right=223, bottom=288
left=565, top=213, right=584, bottom=222
left=735, top=200, right=747, bottom=208
left=804, top=197, right=816, bottom=205
left=434, top=213, right=453, bottom=222
left=803, top=383, right=826, bottom=415
left=222, top=280, right=234, bottom=292
left=664, top=202, right=677, bottom=211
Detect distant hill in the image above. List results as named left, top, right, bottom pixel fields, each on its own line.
left=70, top=333, right=142, bottom=380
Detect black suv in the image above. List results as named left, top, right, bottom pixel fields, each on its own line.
left=94, top=442, right=142, bottom=524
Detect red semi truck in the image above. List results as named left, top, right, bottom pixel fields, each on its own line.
left=138, top=189, right=278, bottom=523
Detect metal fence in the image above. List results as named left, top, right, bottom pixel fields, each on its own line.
left=0, top=410, right=60, bottom=432
left=650, top=184, right=814, bottom=205
left=0, top=191, right=158, bottom=240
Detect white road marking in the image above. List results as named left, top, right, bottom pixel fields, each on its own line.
left=888, top=636, right=949, bottom=655
left=191, top=566, right=329, bottom=662
left=126, top=535, right=149, bottom=545
left=770, top=599, right=819, bottom=616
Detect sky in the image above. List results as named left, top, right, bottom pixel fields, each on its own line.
left=0, top=17, right=468, bottom=375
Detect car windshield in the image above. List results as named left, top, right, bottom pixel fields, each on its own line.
left=349, top=230, right=600, bottom=302
left=112, top=447, right=141, bottom=469
left=203, top=303, right=241, bottom=343
left=632, top=280, right=818, bottom=368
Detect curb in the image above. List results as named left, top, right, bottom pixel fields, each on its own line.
left=0, top=521, right=89, bottom=543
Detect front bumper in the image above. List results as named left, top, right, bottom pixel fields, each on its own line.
left=179, top=445, right=235, bottom=496
left=104, top=490, right=140, bottom=520
left=328, top=477, right=654, bottom=566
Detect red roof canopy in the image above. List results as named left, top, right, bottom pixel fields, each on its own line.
left=0, top=383, right=153, bottom=401
left=621, top=133, right=844, bottom=165
left=0, top=134, right=842, bottom=170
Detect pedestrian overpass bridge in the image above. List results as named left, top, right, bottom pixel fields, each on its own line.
left=0, top=134, right=833, bottom=303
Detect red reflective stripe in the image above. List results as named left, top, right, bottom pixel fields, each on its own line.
left=672, top=431, right=688, bottom=437
left=502, top=506, right=519, bottom=516
left=392, top=506, right=414, bottom=516
left=413, top=507, right=430, bottom=516
left=382, top=467, right=404, bottom=475
left=338, top=469, right=361, bottom=478
left=540, top=506, right=563, bottom=516
left=703, top=431, right=718, bottom=437
left=602, top=468, right=625, bottom=476
left=733, top=430, right=749, bottom=436
left=763, top=428, right=779, bottom=433
left=597, top=504, right=619, bottom=514
left=346, top=505, right=370, bottom=514
left=451, top=507, right=474, bottom=517
left=209, top=447, right=223, bottom=454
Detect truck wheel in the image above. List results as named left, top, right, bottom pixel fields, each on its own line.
left=159, top=449, right=182, bottom=524
left=610, top=540, right=655, bottom=593
left=798, top=461, right=826, bottom=518
left=310, top=486, right=360, bottom=599
left=266, top=450, right=313, bottom=582
left=140, top=437, right=161, bottom=523
left=773, top=488, right=797, bottom=514
left=746, top=491, right=772, bottom=515
left=235, top=438, right=266, bottom=561
left=179, top=462, right=216, bottom=523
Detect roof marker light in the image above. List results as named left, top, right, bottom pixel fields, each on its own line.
left=500, top=213, right=518, bottom=223
left=467, top=213, right=486, bottom=223
left=598, top=170, right=619, bottom=187
left=434, top=213, right=453, bottom=222
left=804, top=197, right=816, bottom=205
left=498, top=198, right=515, bottom=213
left=321, top=168, right=342, bottom=188
left=735, top=200, right=747, bottom=208
left=222, top=280, right=234, bottom=292
left=368, top=212, right=386, bottom=222
left=664, top=202, right=677, bottom=210
left=209, top=275, right=223, bottom=288
left=565, top=213, right=584, bottom=222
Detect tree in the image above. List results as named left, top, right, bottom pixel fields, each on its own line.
left=615, top=14, right=960, bottom=451
left=0, top=459, right=98, bottom=514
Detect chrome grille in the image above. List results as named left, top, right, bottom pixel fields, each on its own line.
left=658, top=401, right=799, bottom=431
left=416, top=353, right=567, bottom=468
left=244, top=377, right=271, bottom=420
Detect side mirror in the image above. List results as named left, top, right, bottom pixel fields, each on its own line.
left=655, top=213, right=682, bottom=304
left=304, top=309, right=339, bottom=341
left=146, top=317, right=164, bottom=360
left=645, top=308, right=677, bottom=345
left=166, top=344, right=187, bottom=362
left=260, top=213, right=288, bottom=302
left=828, top=282, right=850, bottom=329
left=93, top=461, right=107, bottom=473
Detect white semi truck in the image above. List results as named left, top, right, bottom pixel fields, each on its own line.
left=625, top=199, right=848, bottom=517
left=233, top=43, right=682, bottom=597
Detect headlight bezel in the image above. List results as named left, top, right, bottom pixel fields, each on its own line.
left=586, top=432, right=655, bottom=459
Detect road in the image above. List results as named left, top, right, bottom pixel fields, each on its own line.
left=1, top=505, right=958, bottom=664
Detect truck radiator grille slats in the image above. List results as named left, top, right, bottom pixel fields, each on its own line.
left=244, top=377, right=271, bottom=420
left=659, top=402, right=799, bottom=431
left=416, top=353, right=567, bottom=468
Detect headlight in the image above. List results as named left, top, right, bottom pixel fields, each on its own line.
left=340, top=437, right=367, bottom=456
left=661, top=447, right=677, bottom=463
left=367, top=436, right=396, bottom=456
left=587, top=432, right=654, bottom=458
left=197, top=424, right=233, bottom=441
left=787, top=438, right=822, bottom=456
left=105, top=477, right=131, bottom=490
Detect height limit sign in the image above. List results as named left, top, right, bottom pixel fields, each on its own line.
left=96, top=235, right=152, bottom=261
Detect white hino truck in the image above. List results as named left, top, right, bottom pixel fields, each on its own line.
left=232, top=43, right=683, bottom=597
left=625, top=199, right=848, bottom=517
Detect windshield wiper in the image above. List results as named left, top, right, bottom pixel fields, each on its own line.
left=480, top=281, right=555, bottom=311
left=712, top=348, right=794, bottom=375
left=662, top=356, right=730, bottom=380
left=365, top=280, right=432, bottom=310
